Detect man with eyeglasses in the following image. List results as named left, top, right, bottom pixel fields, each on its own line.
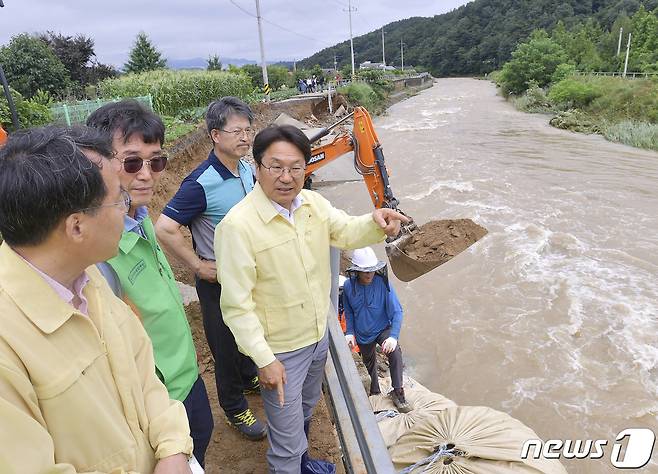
left=156, top=96, right=267, bottom=441
left=0, top=126, right=193, bottom=473
left=87, top=100, right=213, bottom=467
left=215, top=125, right=409, bottom=474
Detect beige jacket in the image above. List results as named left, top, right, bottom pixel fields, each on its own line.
left=215, top=183, right=385, bottom=368
left=0, top=243, right=192, bottom=473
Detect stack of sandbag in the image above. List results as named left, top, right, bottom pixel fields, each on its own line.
left=369, top=376, right=456, bottom=448
left=389, top=405, right=568, bottom=474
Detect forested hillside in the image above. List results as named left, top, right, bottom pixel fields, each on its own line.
left=299, top=0, right=658, bottom=76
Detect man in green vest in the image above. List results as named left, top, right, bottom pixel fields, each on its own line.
left=87, top=100, right=213, bottom=467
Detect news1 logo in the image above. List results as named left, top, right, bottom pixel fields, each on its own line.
left=521, top=428, right=656, bottom=469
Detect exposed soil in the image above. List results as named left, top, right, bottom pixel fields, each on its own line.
left=400, top=219, right=488, bottom=263
left=186, top=302, right=344, bottom=474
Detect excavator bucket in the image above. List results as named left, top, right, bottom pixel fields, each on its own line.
left=385, top=218, right=488, bottom=282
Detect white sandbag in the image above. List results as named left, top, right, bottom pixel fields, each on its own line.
left=390, top=406, right=567, bottom=474
left=373, top=392, right=457, bottom=448
left=370, top=376, right=456, bottom=447
left=376, top=375, right=432, bottom=402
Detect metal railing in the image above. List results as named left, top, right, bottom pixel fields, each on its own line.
left=323, top=248, right=395, bottom=474
left=575, top=71, right=658, bottom=79
left=50, top=95, right=153, bottom=126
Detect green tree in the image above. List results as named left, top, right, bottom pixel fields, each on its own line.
left=240, top=64, right=292, bottom=90
left=207, top=54, right=222, bottom=71
left=84, top=63, right=119, bottom=85
left=266, top=65, right=292, bottom=90
left=629, top=6, right=658, bottom=72
left=0, top=87, right=52, bottom=131
left=499, top=30, right=568, bottom=95
left=548, top=77, right=602, bottom=108
left=598, top=13, right=633, bottom=70
left=124, top=32, right=167, bottom=74
left=240, top=64, right=263, bottom=89
left=0, top=33, right=71, bottom=98
left=39, top=32, right=95, bottom=84
left=298, top=0, right=658, bottom=77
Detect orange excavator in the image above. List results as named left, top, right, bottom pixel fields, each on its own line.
left=305, top=106, right=486, bottom=282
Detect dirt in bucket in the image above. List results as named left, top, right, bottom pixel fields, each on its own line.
left=401, top=219, right=488, bottom=262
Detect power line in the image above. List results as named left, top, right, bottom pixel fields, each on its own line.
left=262, top=17, right=331, bottom=46
left=228, top=0, right=255, bottom=17
left=227, top=0, right=332, bottom=47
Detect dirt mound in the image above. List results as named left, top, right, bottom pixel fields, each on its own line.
left=402, top=219, right=488, bottom=262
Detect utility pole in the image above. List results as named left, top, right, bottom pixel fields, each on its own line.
left=381, top=27, right=385, bottom=66
left=400, top=39, right=404, bottom=72
left=293, top=59, right=296, bottom=72
left=255, top=0, right=270, bottom=100
left=623, top=32, right=631, bottom=77
left=617, top=27, right=623, bottom=56
left=346, top=0, right=356, bottom=77
left=334, top=54, right=338, bottom=72
left=0, top=63, right=19, bottom=129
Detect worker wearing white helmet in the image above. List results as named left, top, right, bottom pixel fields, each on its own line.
left=343, top=246, right=411, bottom=413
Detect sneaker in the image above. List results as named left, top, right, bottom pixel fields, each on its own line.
left=243, top=376, right=261, bottom=395
left=228, top=408, right=267, bottom=440
left=391, top=389, right=412, bottom=414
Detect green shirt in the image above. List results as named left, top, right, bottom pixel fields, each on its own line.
left=108, top=215, right=198, bottom=401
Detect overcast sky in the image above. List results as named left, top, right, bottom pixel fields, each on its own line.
left=0, top=0, right=472, bottom=67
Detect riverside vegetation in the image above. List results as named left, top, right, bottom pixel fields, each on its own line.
left=491, top=6, right=658, bottom=151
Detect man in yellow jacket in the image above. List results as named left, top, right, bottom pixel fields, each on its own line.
left=215, top=125, right=408, bottom=473
left=0, top=126, right=193, bottom=473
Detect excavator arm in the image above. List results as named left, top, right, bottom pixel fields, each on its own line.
left=304, top=106, right=487, bottom=282
left=306, top=107, right=399, bottom=210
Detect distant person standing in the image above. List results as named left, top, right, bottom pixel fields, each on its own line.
left=156, top=96, right=267, bottom=441
left=86, top=100, right=214, bottom=466
left=343, top=247, right=411, bottom=413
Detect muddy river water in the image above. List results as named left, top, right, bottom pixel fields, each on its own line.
left=317, top=78, right=658, bottom=473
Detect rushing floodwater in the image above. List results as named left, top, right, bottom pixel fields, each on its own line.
left=318, top=78, right=658, bottom=473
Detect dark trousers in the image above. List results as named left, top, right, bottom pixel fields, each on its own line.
left=182, top=376, right=214, bottom=467
left=359, top=327, right=404, bottom=395
left=196, top=278, right=258, bottom=417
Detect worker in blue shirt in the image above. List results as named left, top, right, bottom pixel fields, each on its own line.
left=343, top=247, right=411, bottom=413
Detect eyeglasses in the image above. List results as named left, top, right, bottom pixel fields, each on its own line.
left=119, top=155, right=168, bottom=173
left=260, top=163, right=306, bottom=178
left=79, top=189, right=132, bottom=213
left=219, top=127, right=256, bottom=138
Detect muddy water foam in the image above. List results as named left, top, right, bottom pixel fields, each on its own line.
left=318, top=78, right=658, bottom=474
